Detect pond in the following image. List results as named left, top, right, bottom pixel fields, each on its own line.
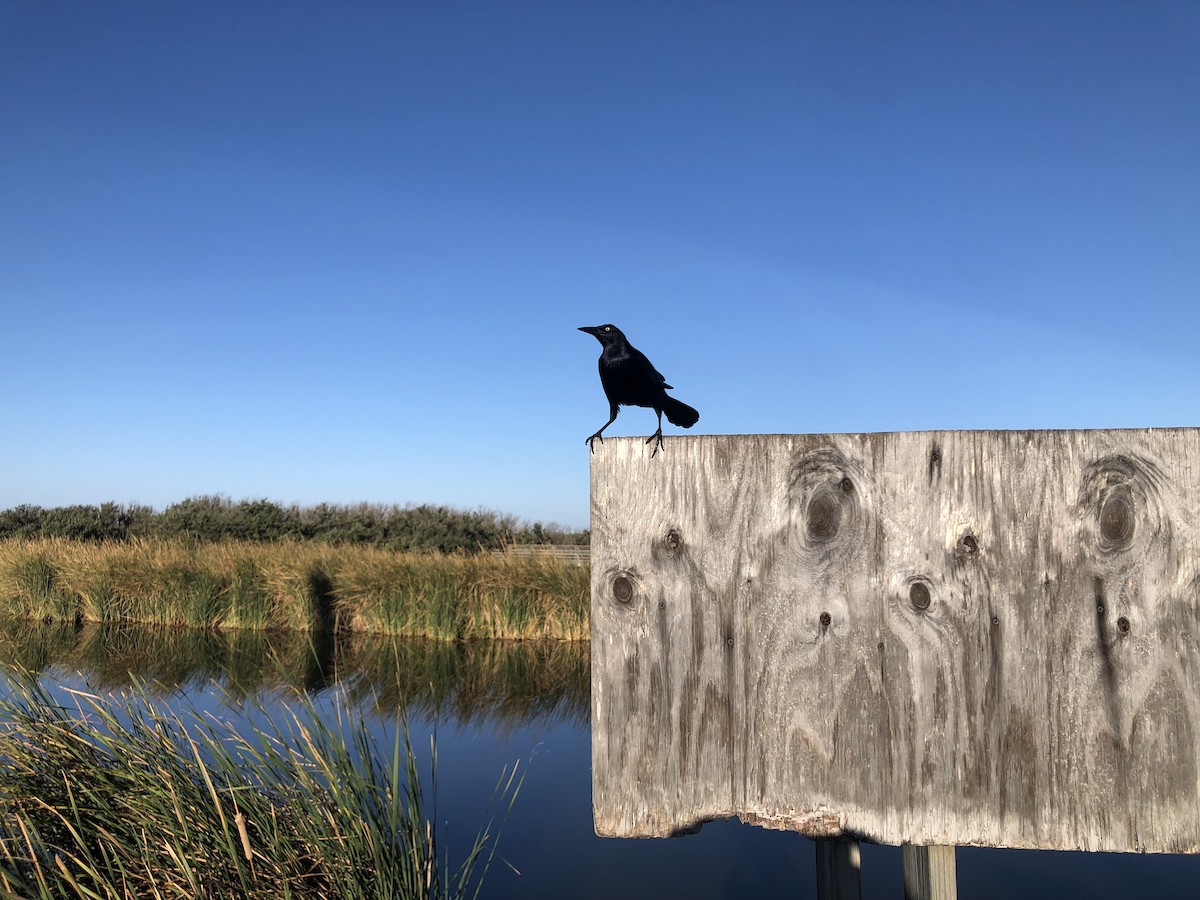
left=2, top=621, right=1199, bottom=898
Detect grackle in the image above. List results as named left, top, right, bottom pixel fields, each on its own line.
left=578, top=324, right=699, bottom=456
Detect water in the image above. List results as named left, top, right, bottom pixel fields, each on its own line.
left=2, top=621, right=1199, bottom=898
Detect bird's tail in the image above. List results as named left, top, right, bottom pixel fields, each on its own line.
left=662, top=396, right=700, bottom=429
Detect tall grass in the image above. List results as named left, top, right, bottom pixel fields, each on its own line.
left=0, top=539, right=590, bottom=640
left=0, top=672, right=521, bottom=899
left=0, top=540, right=75, bottom=621
left=335, top=551, right=590, bottom=641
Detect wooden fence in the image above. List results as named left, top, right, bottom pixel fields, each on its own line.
left=497, top=544, right=590, bottom=564
left=589, top=430, right=1200, bottom=897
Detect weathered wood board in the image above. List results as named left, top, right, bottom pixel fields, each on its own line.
left=589, top=430, right=1200, bottom=852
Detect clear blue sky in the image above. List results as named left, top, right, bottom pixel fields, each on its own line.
left=3, top=2, right=1198, bottom=529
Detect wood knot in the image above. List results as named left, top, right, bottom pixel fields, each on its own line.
left=788, top=447, right=866, bottom=553
left=1078, top=454, right=1162, bottom=557
left=664, top=530, right=682, bottom=551
left=612, top=575, right=634, bottom=604
left=909, top=581, right=931, bottom=611
left=806, top=490, right=843, bottom=542
left=1099, top=491, right=1135, bottom=549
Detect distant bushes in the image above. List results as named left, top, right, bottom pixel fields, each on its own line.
left=0, top=497, right=588, bottom=553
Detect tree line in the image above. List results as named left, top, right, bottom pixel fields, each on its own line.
left=0, top=497, right=588, bottom=553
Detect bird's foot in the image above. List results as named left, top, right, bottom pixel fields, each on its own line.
left=586, top=432, right=605, bottom=454
left=645, top=429, right=665, bottom=457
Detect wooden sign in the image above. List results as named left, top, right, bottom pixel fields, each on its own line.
left=589, top=430, right=1200, bottom=853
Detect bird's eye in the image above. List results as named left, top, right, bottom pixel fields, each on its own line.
left=603, top=326, right=611, bottom=332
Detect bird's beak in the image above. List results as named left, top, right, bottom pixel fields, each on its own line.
left=578, top=326, right=599, bottom=335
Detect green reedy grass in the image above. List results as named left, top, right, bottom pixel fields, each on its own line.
left=0, top=539, right=591, bottom=640
left=0, top=671, right=521, bottom=899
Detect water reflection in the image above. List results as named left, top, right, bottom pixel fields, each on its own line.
left=5, top=621, right=1200, bottom=898
left=0, top=620, right=589, bottom=730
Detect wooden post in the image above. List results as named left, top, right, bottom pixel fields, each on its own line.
left=902, top=845, right=957, bottom=899
left=816, top=838, right=861, bottom=900
left=590, top=430, right=1200, bottom=854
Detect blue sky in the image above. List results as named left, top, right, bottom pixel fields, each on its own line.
left=3, top=2, right=1198, bottom=529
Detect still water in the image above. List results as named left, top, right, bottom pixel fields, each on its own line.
left=2, top=621, right=1199, bottom=899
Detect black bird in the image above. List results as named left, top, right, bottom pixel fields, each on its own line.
left=578, top=324, right=699, bottom=456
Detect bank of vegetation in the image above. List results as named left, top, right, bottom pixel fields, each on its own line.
left=0, top=539, right=590, bottom=641
left=0, top=674, right=519, bottom=899
left=0, top=497, right=588, bottom=552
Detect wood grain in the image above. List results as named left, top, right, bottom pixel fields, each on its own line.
left=590, top=430, right=1200, bottom=852
left=902, top=844, right=957, bottom=899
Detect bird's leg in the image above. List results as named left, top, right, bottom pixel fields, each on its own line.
left=646, top=409, right=665, bottom=457
left=586, top=404, right=619, bottom=454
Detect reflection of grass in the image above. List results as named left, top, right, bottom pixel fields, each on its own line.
left=0, top=619, right=77, bottom=676
left=343, top=635, right=590, bottom=730
left=0, top=672, right=520, bottom=899
left=68, top=622, right=230, bottom=691
left=0, top=620, right=591, bottom=730
left=0, top=539, right=590, bottom=640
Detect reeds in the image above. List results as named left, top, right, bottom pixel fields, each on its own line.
left=0, top=672, right=521, bottom=899
left=0, top=539, right=590, bottom=640
left=334, top=551, right=590, bottom=641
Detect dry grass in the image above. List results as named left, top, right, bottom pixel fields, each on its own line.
left=334, top=550, right=589, bottom=641
left=0, top=539, right=590, bottom=640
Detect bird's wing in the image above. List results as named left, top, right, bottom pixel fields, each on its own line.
left=644, top=356, right=669, bottom=387
left=625, top=344, right=672, bottom=388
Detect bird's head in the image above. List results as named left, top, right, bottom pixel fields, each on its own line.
left=578, top=324, right=624, bottom=346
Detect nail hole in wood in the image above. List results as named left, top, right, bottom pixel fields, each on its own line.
left=1118, top=616, right=1130, bottom=634
left=664, top=530, right=682, bottom=551
left=820, top=611, right=832, bottom=628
